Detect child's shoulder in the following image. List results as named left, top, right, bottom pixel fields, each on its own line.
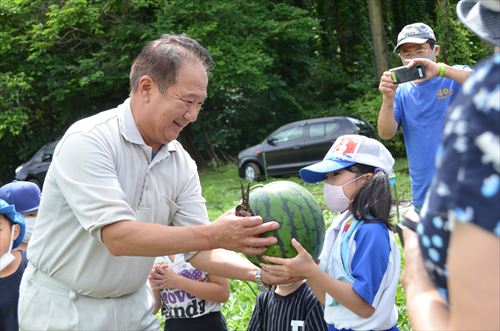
left=355, top=221, right=391, bottom=241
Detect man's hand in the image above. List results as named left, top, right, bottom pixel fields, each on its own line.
left=405, top=58, right=441, bottom=81
left=379, top=71, right=398, bottom=99
left=211, top=210, right=279, bottom=255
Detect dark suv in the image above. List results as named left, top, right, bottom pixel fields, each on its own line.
left=238, top=116, right=374, bottom=181
left=15, top=138, right=61, bottom=188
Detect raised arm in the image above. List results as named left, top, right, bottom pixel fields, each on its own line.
left=378, top=71, right=399, bottom=140
left=406, top=58, right=472, bottom=85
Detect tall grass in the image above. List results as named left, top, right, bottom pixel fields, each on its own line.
left=195, top=160, right=412, bottom=330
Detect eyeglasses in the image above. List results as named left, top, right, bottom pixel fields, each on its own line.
left=398, top=47, right=433, bottom=59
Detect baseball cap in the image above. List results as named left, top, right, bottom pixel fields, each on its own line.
left=299, top=135, right=395, bottom=183
left=394, top=23, right=436, bottom=52
left=0, top=199, right=25, bottom=249
left=0, top=181, right=41, bottom=214
left=457, top=0, right=500, bottom=46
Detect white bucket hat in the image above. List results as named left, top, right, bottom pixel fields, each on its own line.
left=457, top=0, right=500, bottom=46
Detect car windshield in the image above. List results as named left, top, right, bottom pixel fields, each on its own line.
left=31, top=140, right=59, bottom=162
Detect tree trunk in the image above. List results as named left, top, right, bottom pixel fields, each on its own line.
left=437, top=0, right=449, bottom=63
left=367, top=0, right=388, bottom=77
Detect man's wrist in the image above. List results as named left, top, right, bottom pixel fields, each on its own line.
left=438, top=63, right=446, bottom=77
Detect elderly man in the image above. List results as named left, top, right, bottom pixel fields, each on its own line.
left=19, top=34, right=283, bottom=330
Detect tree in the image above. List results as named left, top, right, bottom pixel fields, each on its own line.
left=367, top=0, right=389, bottom=76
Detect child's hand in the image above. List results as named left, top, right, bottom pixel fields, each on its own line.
left=260, top=238, right=317, bottom=279
left=148, top=263, right=180, bottom=290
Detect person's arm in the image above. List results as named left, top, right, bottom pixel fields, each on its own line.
left=307, top=278, right=326, bottom=305
left=101, top=213, right=279, bottom=257
left=190, top=249, right=297, bottom=285
left=406, top=58, right=472, bottom=85
left=378, top=71, right=399, bottom=140
left=402, top=223, right=500, bottom=330
left=261, top=239, right=375, bottom=318
left=151, top=287, right=161, bottom=314
left=149, top=263, right=230, bottom=303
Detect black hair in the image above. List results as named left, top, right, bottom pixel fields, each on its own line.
left=346, top=164, right=393, bottom=230
left=427, top=39, right=436, bottom=50
left=130, top=33, right=213, bottom=93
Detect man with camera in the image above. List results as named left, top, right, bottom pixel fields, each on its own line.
left=377, top=23, right=471, bottom=212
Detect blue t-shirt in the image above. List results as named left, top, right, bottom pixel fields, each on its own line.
left=418, top=54, right=500, bottom=300
left=394, top=70, right=466, bottom=206
left=0, top=250, right=28, bottom=331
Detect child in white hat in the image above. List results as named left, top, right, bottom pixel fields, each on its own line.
left=262, top=134, right=401, bottom=331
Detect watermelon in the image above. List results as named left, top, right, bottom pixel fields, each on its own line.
left=244, top=181, right=325, bottom=266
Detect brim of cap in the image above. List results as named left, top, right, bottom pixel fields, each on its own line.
left=393, top=37, right=428, bottom=52
left=457, top=0, right=500, bottom=46
left=17, top=205, right=39, bottom=214
left=299, top=159, right=354, bottom=183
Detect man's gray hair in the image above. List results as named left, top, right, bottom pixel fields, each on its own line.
left=129, top=34, right=213, bottom=93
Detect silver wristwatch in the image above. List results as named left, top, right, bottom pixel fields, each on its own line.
left=255, top=268, right=270, bottom=292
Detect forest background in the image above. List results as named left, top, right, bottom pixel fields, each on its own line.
left=0, top=0, right=493, bottom=183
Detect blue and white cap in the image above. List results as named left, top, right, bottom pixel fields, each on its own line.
left=299, top=135, right=395, bottom=183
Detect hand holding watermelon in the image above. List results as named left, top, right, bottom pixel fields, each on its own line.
left=237, top=181, right=325, bottom=267
left=211, top=210, right=280, bottom=256
left=260, top=238, right=318, bottom=279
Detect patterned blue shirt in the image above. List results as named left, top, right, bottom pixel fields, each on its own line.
left=418, top=54, right=500, bottom=300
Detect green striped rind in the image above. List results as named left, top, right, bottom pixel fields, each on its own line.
left=244, top=181, right=325, bottom=266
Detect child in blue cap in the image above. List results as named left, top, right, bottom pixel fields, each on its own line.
left=0, top=181, right=41, bottom=250
left=0, top=198, right=27, bottom=331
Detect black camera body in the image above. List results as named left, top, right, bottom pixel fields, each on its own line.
left=390, top=64, right=426, bottom=84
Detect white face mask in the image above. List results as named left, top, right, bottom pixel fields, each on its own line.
left=23, top=216, right=36, bottom=243
left=323, top=176, right=363, bottom=213
left=0, top=225, right=16, bottom=272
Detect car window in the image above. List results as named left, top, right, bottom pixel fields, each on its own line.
left=31, top=140, right=59, bottom=162
left=271, top=126, right=304, bottom=144
left=309, top=121, right=340, bottom=138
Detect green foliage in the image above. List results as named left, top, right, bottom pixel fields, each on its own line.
left=434, top=0, right=494, bottom=66
left=0, top=0, right=493, bottom=186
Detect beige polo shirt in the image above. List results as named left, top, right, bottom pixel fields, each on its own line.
left=27, top=99, right=209, bottom=298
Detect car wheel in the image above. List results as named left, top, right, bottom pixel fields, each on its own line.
left=243, top=162, right=261, bottom=182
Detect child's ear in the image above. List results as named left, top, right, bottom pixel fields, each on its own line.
left=12, top=224, right=20, bottom=241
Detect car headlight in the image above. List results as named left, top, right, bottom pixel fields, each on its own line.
left=15, top=165, right=23, bottom=174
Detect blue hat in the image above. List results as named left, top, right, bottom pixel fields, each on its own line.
left=0, top=199, right=25, bottom=248
left=300, top=135, right=395, bottom=183
left=0, top=181, right=41, bottom=214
